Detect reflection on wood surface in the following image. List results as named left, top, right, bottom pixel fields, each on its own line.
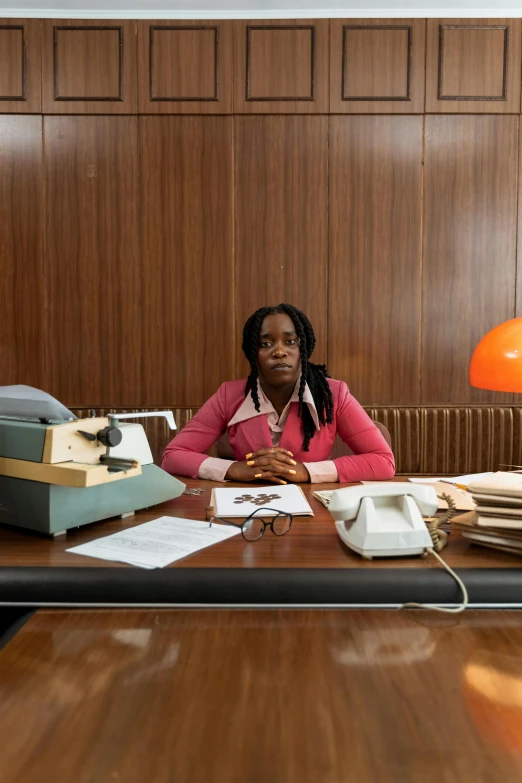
left=0, top=608, right=522, bottom=782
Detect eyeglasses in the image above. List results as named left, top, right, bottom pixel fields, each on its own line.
left=209, top=507, right=293, bottom=542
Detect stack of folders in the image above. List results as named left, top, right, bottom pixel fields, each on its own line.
left=453, top=472, right=522, bottom=555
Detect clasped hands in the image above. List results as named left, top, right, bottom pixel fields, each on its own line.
left=224, top=447, right=310, bottom=485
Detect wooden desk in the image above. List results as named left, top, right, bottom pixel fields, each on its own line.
left=0, top=478, right=515, bottom=569
left=1, top=607, right=522, bottom=782
left=0, top=479, right=521, bottom=607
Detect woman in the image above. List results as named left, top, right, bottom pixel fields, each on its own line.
left=162, top=304, right=395, bottom=484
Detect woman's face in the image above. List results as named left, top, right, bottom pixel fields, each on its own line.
left=256, top=313, right=301, bottom=387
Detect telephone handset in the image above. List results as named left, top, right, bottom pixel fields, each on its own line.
left=328, top=482, right=439, bottom=559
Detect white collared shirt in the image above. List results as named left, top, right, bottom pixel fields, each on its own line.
left=227, top=377, right=320, bottom=443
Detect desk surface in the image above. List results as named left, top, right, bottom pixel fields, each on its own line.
left=1, top=607, right=522, bottom=783
left=0, top=478, right=518, bottom=570
left=1, top=479, right=521, bottom=607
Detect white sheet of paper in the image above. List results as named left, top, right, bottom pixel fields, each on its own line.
left=213, top=484, right=313, bottom=517
left=440, top=472, right=494, bottom=486
left=66, top=516, right=241, bottom=569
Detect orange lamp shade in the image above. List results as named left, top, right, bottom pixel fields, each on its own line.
left=470, top=318, right=522, bottom=392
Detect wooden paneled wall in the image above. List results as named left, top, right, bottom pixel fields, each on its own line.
left=1, top=18, right=522, bottom=409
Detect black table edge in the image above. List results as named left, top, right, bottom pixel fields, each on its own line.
left=0, top=567, right=520, bottom=607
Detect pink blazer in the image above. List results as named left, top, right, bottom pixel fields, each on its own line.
left=162, top=379, right=395, bottom=484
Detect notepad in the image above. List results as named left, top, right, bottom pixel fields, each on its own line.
left=212, top=484, right=313, bottom=517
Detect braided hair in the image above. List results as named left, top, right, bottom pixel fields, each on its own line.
left=241, top=304, right=334, bottom=452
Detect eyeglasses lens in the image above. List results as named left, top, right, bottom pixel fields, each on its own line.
left=272, top=513, right=292, bottom=536
left=242, top=515, right=265, bottom=541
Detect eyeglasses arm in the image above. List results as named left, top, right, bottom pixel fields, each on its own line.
left=208, top=516, right=244, bottom=530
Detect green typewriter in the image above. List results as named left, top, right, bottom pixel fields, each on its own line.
left=0, top=386, right=185, bottom=536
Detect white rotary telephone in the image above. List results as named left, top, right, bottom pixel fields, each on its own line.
left=326, top=482, right=467, bottom=613
left=328, top=483, right=439, bottom=559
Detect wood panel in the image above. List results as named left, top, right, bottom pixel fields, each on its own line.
left=233, top=20, right=329, bottom=113
left=234, top=116, right=328, bottom=377
left=426, top=19, right=522, bottom=113
left=44, top=116, right=141, bottom=407
left=517, top=119, right=522, bottom=316
left=140, top=117, right=234, bottom=406
left=137, top=20, right=233, bottom=113
left=42, top=19, right=137, bottom=114
left=329, top=117, right=422, bottom=405
left=2, top=610, right=522, bottom=783
left=0, top=117, right=46, bottom=389
left=330, top=19, right=425, bottom=114
left=0, top=19, right=41, bottom=113
left=422, top=116, right=518, bottom=403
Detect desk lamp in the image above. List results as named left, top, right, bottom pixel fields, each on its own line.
left=470, top=318, right=522, bottom=392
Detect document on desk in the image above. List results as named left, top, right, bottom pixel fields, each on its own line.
left=212, top=484, right=313, bottom=517
left=66, top=517, right=241, bottom=569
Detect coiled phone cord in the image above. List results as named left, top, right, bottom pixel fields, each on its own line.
left=428, top=493, right=458, bottom=552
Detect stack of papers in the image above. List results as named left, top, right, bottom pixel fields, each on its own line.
left=453, top=472, right=522, bottom=555
left=453, top=513, right=522, bottom=555
left=66, top=516, right=241, bottom=569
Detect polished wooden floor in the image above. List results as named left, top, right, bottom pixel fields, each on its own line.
left=1, top=608, right=522, bottom=782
